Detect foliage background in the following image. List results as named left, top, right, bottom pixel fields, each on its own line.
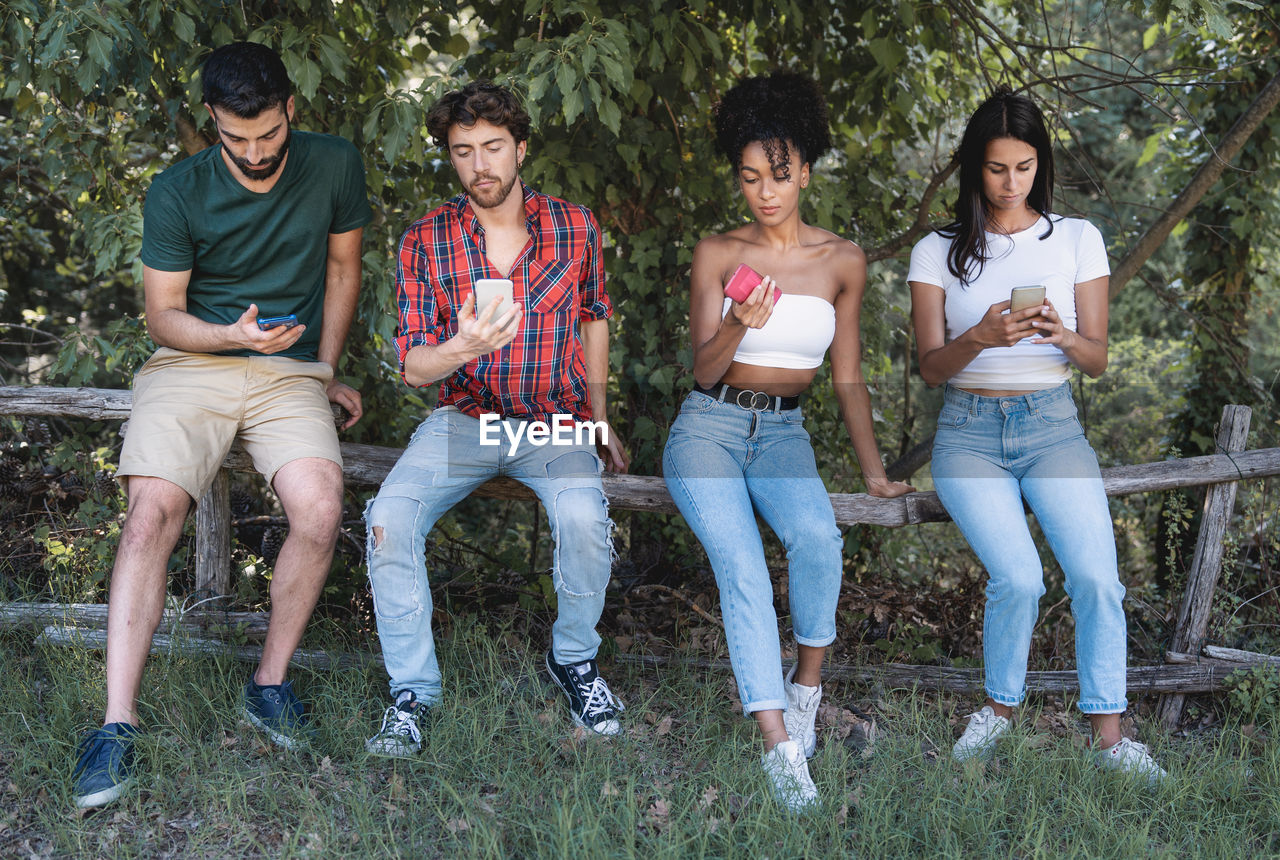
left=1, top=0, right=1277, bottom=663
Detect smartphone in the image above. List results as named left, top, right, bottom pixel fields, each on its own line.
left=1009, top=285, right=1046, bottom=313
left=473, top=278, right=516, bottom=326
left=723, top=264, right=782, bottom=305
left=257, top=313, right=299, bottom=331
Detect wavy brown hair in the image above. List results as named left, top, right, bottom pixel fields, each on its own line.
left=425, top=81, right=531, bottom=148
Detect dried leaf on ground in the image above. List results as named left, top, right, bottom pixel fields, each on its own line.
left=645, top=798, right=671, bottom=832
left=388, top=772, right=406, bottom=801
left=699, top=785, right=719, bottom=809
left=600, top=780, right=620, bottom=798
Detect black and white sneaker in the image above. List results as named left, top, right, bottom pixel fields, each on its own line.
left=544, top=651, right=624, bottom=736
left=365, top=690, right=425, bottom=758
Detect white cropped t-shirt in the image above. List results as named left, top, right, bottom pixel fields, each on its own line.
left=907, top=216, right=1109, bottom=389
left=721, top=293, right=836, bottom=370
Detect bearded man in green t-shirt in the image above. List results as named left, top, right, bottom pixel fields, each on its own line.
left=71, top=41, right=372, bottom=808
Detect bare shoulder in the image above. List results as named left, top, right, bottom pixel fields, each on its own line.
left=693, top=229, right=752, bottom=272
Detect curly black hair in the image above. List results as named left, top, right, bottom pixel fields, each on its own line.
left=712, top=73, right=831, bottom=181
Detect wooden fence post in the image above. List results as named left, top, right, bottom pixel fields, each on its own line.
left=1157, top=404, right=1252, bottom=729
left=195, top=469, right=232, bottom=596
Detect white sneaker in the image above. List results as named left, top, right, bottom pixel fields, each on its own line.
left=783, top=664, right=821, bottom=759
left=952, top=705, right=1011, bottom=762
left=761, top=739, right=819, bottom=812
left=1098, top=738, right=1167, bottom=786
left=365, top=690, right=424, bottom=757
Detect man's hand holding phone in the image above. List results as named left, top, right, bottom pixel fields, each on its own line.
left=233, top=303, right=306, bottom=354
left=453, top=290, right=523, bottom=360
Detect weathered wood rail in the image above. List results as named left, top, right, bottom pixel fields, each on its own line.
left=4, top=386, right=1279, bottom=720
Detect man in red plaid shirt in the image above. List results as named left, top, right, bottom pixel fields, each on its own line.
left=364, top=82, right=630, bottom=756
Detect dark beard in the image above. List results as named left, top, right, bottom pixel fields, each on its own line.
left=469, top=171, right=519, bottom=209
left=228, top=124, right=291, bottom=181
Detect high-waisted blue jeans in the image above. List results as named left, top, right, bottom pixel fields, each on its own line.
left=662, top=391, right=843, bottom=714
left=930, top=383, right=1128, bottom=714
left=364, top=406, right=615, bottom=705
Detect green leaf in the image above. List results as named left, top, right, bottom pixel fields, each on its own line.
left=296, top=58, right=322, bottom=100
left=597, top=98, right=621, bottom=134
left=554, top=62, right=576, bottom=102
left=86, top=30, right=113, bottom=71
left=1136, top=132, right=1161, bottom=168
left=173, top=11, right=195, bottom=44
left=445, top=33, right=469, bottom=56
left=315, top=34, right=348, bottom=83
left=562, top=86, right=583, bottom=125
left=867, top=38, right=905, bottom=72
left=1142, top=23, right=1160, bottom=50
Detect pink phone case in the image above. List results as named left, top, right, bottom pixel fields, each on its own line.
left=723, top=264, right=781, bottom=304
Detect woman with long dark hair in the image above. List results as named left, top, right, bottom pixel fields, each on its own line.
left=663, top=73, right=912, bottom=811
left=908, top=88, right=1165, bottom=783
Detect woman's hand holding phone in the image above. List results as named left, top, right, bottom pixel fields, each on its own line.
left=1028, top=298, right=1074, bottom=347
left=728, top=275, right=779, bottom=329
left=969, top=298, right=1047, bottom=348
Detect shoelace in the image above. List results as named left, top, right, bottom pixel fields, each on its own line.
left=966, top=710, right=995, bottom=729
left=378, top=706, right=422, bottom=745
left=1112, top=738, right=1150, bottom=759
left=577, top=676, right=623, bottom=720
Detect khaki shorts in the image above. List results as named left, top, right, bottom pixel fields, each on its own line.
left=117, top=347, right=342, bottom=501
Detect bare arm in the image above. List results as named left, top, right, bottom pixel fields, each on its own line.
left=830, top=245, right=912, bottom=498
left=580, top=316, right=629, bottom=472
left=316, top=228, right=365, bottom=428
left=1030, top=275, right=1109, bottom=377
left=143, top=265, right=306, bottom=355
left=688, top=238, right=776, bottom=389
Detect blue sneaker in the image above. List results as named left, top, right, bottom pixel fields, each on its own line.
left=72, top=722, right=140, bottom=808
left=243, top=679, right=309, bottom=749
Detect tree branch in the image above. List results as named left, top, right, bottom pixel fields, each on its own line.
left=865, top=160, right=957, bottom=263
left=1109, top=69, right=1280, bottom=299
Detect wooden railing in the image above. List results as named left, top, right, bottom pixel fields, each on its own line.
left=4, top=385, right=1279, bottom=726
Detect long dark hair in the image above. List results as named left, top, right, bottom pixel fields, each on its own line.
left=940, top=87, right=1055, bottom=283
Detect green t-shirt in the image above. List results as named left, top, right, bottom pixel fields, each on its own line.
left=140, top=130, right=372, bottom=360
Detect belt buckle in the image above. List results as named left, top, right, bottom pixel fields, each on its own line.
left=735, top=388, right=772, bottom=412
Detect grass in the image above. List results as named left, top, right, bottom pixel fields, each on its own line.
left=1, top=617, right=1278, bottom=859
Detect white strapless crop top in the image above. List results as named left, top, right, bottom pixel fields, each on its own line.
left=721, top=294, right=836, bottom=370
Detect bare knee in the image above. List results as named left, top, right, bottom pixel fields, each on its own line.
left=121, top=493, right=189, bottom=546
left=287, top=495, right=342, bottom=547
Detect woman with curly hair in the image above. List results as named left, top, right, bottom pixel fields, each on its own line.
left=662, top=73, right=912, bottom=811
left=908, top=88, right=1165, bottom=783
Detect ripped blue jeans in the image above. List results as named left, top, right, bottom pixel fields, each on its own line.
left=365, top=406, right=614, bottom=705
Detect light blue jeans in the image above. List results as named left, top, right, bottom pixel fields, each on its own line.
left=930, top=383, right=1128, bottom=714
left=365, top=406, right=615, bottom=705
left=662, top=391, right=844, bottom=714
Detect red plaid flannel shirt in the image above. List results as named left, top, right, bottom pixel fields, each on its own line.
left=394, top=183, right=613, bottom=423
